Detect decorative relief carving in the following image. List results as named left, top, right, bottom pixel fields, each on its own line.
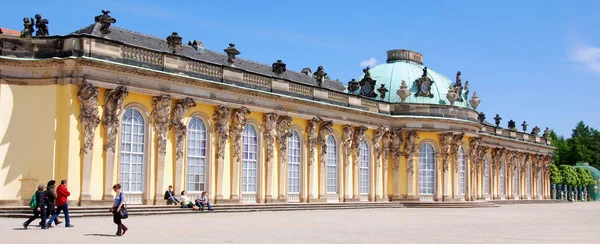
left=403, top=131, right=417, bottom=174
left=468, top=137, right=482, bottom=172
left=171, top=98, right=196, bottom=160
left=352, top=126, right=368, bottom=166
left=522, top=153, right=530, bottom=176
left=317, top=120, right=334, bottom=166
left=534, top=154, right=543, bottom=175
left=543, top=155, right=552, bottom=178
left=77, top=82, right=100, bottom=154
left=276, top=116, right=293, bottom=165
left=372, top=126, right=386, bottom=167
left=451, top=133, right=465, bottom=173
left=415, top=67, right=433, bottom=98
left=359, top=67, right=377, bottom=98
left=152, top=95, right=172, bottom=156
left=263, top=113, right=279, bottom=166
left=103, top=86, right=129, bottom=152
left=382, top=129, right=392, bottom=170
left=213, top=105, right=231, bottom=160
left=504, top=150, right=517, bottom=170
left=439, top=132, right=454, bottom=172
left=306, top=117, right=321, bottom=166
left=230, top=107, right=251, bottom=162
left=491, top=147, right=506, bottom=171
left=342, top=125, right=354, bottom=167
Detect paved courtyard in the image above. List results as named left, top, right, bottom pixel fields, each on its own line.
left=1, top=203, right=599, bottom=244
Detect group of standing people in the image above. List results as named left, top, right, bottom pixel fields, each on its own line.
left=23, top=180, right=73, bottom=229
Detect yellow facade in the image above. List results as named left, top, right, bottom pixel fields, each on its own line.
left=0, top=23, right=555, bottom=206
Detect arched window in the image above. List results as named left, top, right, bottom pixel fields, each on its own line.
left=120, top=108, right=145, bottom=194
left=418, top=143, right=436, bottom=195
left=359, top=141, right=369, bottom=195
left=526, top=163, right=531, bottom=196
left=242, top=125, right=258, bottom=194
left=459, top=148, right=466, bottom=196
left=484, top=156, right=490, bottom=195
left=513, top=157, right=519, bottom=197
left=187, top=117, right=207, bottom=192
left=288, top=130, right=301, bottom=194
left=326, top=135, right=337, bottom=194
left=499, top=160, right=505, bottom=195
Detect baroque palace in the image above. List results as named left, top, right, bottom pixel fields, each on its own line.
left=0, top=11, right=555, bottom=206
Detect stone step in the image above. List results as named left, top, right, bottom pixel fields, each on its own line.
left=0, top=202, right=400, bottom=211
left=1, top=205, right=407, bottom=218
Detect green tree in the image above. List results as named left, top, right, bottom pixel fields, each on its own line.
left=576, top=167, right=595, bottom=186
left=556, top=121, right=600, bottom=170
left=559, top=165, right=578, bottom=186
left=550, top=130, right=569, bottom=165
left=549, top=163, right=562, bottom=185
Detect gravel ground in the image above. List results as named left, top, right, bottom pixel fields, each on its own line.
left=1, top=203, right=599, bottom=244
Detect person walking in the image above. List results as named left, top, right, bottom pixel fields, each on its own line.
left=46, top=179, right=74, bottom=228
left=23, top=184, right=47, bottom=230
left=111, top=184, right=128, bottom=236
left=42, top=180, right=62, bottom=228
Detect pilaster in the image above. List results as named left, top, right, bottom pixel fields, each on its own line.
left=213, top=105, right=230, bottom=202
left=102, top=86, right=129, bottom=200
left=77, top=82, right=101, bottom=203
left=152, top=94, right=172, bottom=203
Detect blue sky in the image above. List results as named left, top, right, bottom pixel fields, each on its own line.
left=2, top=0, right=599, bottom=138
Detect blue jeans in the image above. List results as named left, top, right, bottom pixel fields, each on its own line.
left=168, top=196, right=180, bottom=203
left=195, top=201, right=212, bottom=210
left=47, top=203, right=70, bottom=226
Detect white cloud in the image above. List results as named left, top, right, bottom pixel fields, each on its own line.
left=569, top=37, right=600, bottom=74
left=360, top=57, right=378, bottom=67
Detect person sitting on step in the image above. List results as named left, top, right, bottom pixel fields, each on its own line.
left=163, top=185, right=180, bottom=205
left=195, top=191, right=213, bottom=211
left=179, top=191, right=195, bottom=208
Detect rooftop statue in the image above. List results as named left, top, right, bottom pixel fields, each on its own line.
left=272, top=60, right=287, bottom=75
left=94, top=10, right=117, bottom=35
left=34, top=14, right=49, bottom=37
left=20, top=17, right=34, bottom=38
left=454, top=71, right=463, bottom=102
left=313, top=66, right=327, bottom=86
left=224, top=43, right=240, bottom=64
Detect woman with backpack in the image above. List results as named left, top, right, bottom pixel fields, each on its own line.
left=23, top=184, right=47, bottom=230
left=110, top=184, right=128, bottom=236
left=42, top=180, right=62, bottom=228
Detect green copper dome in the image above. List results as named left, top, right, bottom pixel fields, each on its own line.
left=574, top=162, right=600, bottom=201
left=357, top=49, right=471, bottom=108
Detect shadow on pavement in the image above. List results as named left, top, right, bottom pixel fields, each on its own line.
left=84, top=234, right=116, bottom=237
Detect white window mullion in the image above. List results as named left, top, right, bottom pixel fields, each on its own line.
left=326, top=135, right=337, bottom=194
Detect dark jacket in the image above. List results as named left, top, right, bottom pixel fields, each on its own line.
left=164, top=190, right=175, bottom=200
left=45, top=186, right=57, bottom=206
left=35, top=190, right=46, bottom=208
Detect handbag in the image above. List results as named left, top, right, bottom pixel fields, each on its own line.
left=118, top=192, right=129, bottom=219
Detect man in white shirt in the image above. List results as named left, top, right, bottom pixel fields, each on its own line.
left=194, top=192, right=213, bottom=211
